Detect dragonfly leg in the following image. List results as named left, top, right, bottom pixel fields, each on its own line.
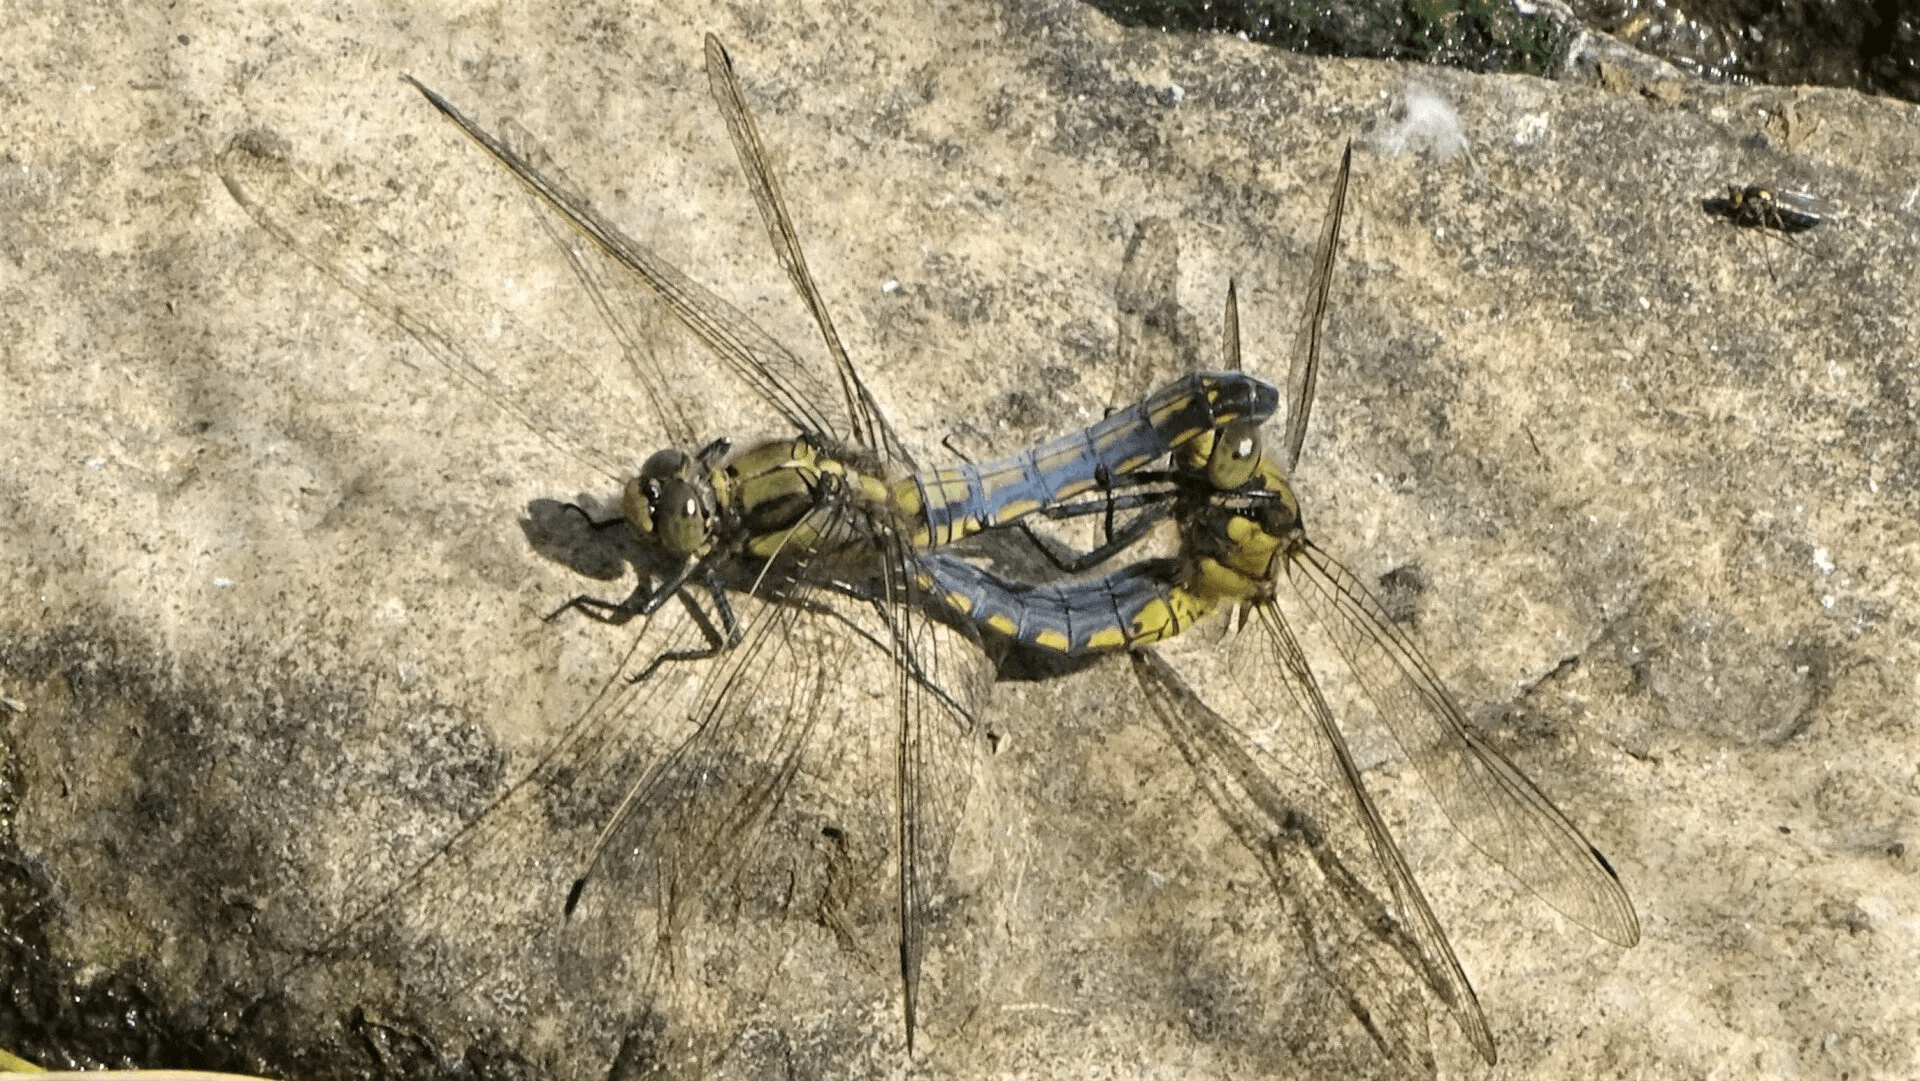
left=625, top=639, right=725, bottom=684
left=694, top=436, right=733, bottom=469
left=625, top=581, right=733, bottom=683
left=545, top=552, right=707, bottom=626
left=701, top=577, right=744, bottom=648
left=987, top=466, right=1179, bottom=573
left=1020, top=497, right=1174, bottom=574
left=545, top=590, right=647, bottom=626
left=556, top=501, right=628, bottom=530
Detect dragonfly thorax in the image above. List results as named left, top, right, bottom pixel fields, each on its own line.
left=1242, top=456, right=1306, bottom=545
left=710, top=435, right=900, bottom=562
left=1175, top=452, right=1306, bottom=590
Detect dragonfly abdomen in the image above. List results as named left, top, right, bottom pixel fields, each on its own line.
left=917, top=553, right=1220, bottom=655
left=914, top=372, right=1279, bottom=547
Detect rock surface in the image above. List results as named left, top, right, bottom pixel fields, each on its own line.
left=4, top=0, right=1917, bottom=1078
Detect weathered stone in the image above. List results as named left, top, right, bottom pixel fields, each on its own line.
left=4, top=1, right=1916, bottom=1078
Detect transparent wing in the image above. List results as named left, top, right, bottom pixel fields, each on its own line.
left=298, top=516, right=991, bottom=1072
left=1221, top=280, right=1242, bottom=372
left=403, top=75, right=849, bottom=447
left=561, top=524, right=994, bottom=1066
left=274, top=44, right=996, bottom=1060
left=1281, top=142, right=1351, bottom=474
left=496, top=116, right=704, bottom=457
left=1287, top=542, right=1642, bottom=948
left=1130, top=649, right=1444, bottom=1077
left=1193, top=593, right=1499, bottom=1065
left=290, top=551, right=750, bottom=1038
left=218, top=136, right=645, bottom=482
left=889, top=536, right=998, bottom=1045
left=702, top=34, right=908, bottom=468
left=1114, top=217, right=1189, bottom=396
left=694, top=35, right=990, bottom=1043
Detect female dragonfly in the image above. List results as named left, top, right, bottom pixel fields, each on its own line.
left=919, top=150, right=1641, bottom=1067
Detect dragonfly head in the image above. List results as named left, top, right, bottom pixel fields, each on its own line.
left=625, top=448, right=715, bottom=560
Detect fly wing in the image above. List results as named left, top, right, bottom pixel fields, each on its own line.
left=1287, top=542, right=1642, bottom=948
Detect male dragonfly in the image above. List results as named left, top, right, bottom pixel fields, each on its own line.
left=221, top=33, right=1284, bottom=1073
left=921, top=147, right=1640, bottom=1068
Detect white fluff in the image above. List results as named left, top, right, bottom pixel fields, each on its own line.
left=1378, top=85, right=1482, bottom=178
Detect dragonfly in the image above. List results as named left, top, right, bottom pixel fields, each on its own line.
left=220, top=34, right=1297, bottom=1073
left=920, top=145, right=1641, bottom=1068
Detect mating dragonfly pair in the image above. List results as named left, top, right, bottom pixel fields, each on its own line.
left=223, top=34, right=1637, bottom=1074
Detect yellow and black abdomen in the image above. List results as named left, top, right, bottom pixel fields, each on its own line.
left=916, top=553, right=1220, bottom=655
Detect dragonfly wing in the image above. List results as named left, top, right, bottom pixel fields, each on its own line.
left=888, top=539, right=996, bottom=1047
left=1130, top=649, right=1448, bottom=1076
left=1221, top=279, right=1243, bottom=372
left=498, top=116, right=703, bottom=455
left=703, top=34, right=906, bottom=467
left=700, top=34, right=1002, bottom=1041
left=1222, top=596, right=1500, bottom=1064
left=1281, top=142, right=1351, bottom=474
left=287, top=555, right=752, bottom=1056
left=562, top=581, right=869, bottom=1070
left=218, top=137, right=637, bottom=484
left=556, top=528, right=992, bottom=1061
left=1287, top=542, right=1642, bottom=948
left=404, top=76, right=846, bottom=445
left=1114, top=217, right=1189, bottom=394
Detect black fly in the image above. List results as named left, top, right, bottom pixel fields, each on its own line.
left=1706, top=184, right=1825, bottom=282
left=1710, top=184, right=1824, bottom=233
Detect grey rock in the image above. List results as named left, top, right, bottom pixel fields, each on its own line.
left=4, top=0, right=1917, bottom=1078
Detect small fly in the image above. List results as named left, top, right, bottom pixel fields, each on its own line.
left=1712, top=184, right=1824, bottom=233
left=1707, top=183, right=1826, bottom=283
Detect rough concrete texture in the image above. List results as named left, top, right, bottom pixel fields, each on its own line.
left=4, top=0, right=1918, bottom=1078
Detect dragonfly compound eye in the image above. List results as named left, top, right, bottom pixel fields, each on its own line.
left=1206, top=421, right=1264, bottom=491
left=640, top=447, right=692, bottom=482
left=646, top=477, right=711, bottom=559
left=621, top=475, right=656, bottom=535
